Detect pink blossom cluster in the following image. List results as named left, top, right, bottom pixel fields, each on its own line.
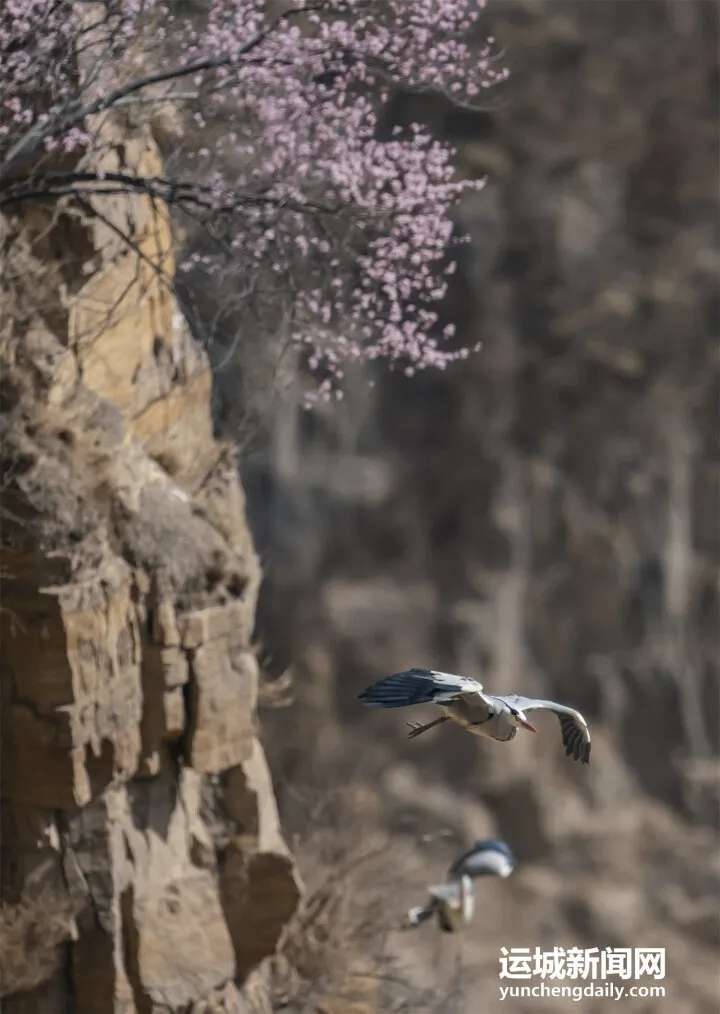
left=1, top=0, right=146, bottom=154
left=1, top=1, right=507, bottom=400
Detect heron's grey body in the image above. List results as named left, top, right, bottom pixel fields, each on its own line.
left=359, top=667, right=591, bottom=763
left=404, top=839, right=516, bottom=933
left=439, top=694, right=518, bottom=742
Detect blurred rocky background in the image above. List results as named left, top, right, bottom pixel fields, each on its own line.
left=230, top=1, right=719, bottom=1011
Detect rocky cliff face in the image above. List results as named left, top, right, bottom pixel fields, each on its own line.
left=0, top=131, right=300, bottom=1012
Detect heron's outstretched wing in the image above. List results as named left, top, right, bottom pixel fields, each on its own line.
left=495, top=694, right=591, bottom=763
left=358, top=668, right=484, bottom=709
left=448, top=840, right=516, bottom=879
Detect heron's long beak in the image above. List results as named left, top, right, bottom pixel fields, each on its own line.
left=518, top=717, right=537, bottom=733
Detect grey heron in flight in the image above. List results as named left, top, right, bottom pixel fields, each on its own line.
left=359, top=668, right=591, bottom=763
left=404, top=839, right=516, bottom=932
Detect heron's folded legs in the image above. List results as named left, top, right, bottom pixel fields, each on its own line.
left=406, top=715, right=450, bottom=739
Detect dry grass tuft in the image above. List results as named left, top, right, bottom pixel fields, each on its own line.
left=241, top=794, right=465, bottom=1014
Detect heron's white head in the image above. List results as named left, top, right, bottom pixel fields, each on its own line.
left=508, top=706, right=536, bottom=733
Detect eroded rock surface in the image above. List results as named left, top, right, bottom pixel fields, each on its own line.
left=1, top=135, right=300, bottom=1012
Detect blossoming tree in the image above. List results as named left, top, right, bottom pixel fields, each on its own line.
left=1, top=0, right=505, bottom=400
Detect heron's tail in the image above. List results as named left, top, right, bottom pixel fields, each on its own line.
left=357, top=669, right=442, bottom=709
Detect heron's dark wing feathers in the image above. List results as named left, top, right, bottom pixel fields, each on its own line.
left=448, top=840, right=516, bottom=879
left=496, top=694, right=591, bottom=764
left=557, top=713, right=591, bottom=763
left=358, top=668, right=483, bottom=709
